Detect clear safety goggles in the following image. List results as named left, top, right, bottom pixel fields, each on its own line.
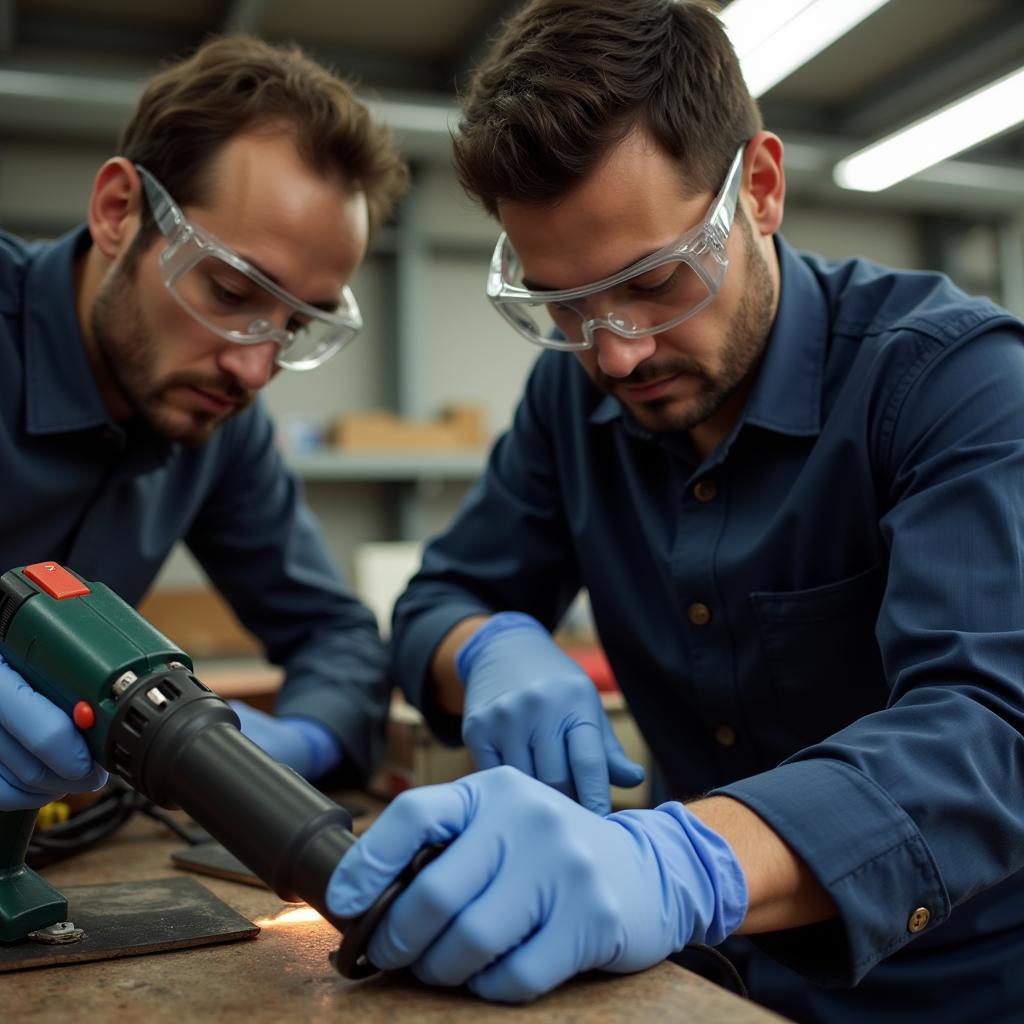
left=136, top=165, right=363, bottom=371
left=486, top=145, right=746, bottom=351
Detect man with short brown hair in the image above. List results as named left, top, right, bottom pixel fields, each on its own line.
left=0, top=36, right=407, bottom=807
left=328, top=2, right=1024, bottom=1018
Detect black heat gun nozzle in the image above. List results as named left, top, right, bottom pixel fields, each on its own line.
left=107, top=664, right=433, bottom=979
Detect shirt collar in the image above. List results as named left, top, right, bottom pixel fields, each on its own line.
left=24, top=225, right=115, bottom=435
left=589, top=234, right=827, bottom=439
left=741, top=234, right=824, bottom=437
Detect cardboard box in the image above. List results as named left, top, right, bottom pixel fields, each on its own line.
left=332, top=404, right=487, bottom=451
left=138, top=586, right=261, bottom=659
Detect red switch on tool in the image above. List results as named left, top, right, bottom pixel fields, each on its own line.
left=72, top=702, right=96, bottom=729
left=23, top=562, right=91, bottom=600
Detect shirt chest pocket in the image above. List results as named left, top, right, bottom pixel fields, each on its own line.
left=750, top=564, right=889, bottom=752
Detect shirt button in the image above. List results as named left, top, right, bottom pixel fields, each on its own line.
left=693, top=479, right=718, bottom=502
left=907, top=907, right=930, bottom=933
left=714, top=724, right=737, bottom=747
left=688, top=602, right=712, bottom=626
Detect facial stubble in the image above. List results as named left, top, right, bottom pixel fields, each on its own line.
left=90, top=243, right=252, bottom=446
left=594, top=213, right=776, bottom=434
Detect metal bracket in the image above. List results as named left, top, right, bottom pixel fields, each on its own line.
left=26, top=921, right=84, bottom=945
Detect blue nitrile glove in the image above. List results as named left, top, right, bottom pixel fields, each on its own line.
left=228, top=700, right=342, bottom=780
left=327, top=765, right=747, bottom=1004
left=456, top=612, right=644, bottom=815
left=0, top=655, right=108, bottom=811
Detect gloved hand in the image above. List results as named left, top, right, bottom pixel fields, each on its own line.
left=228, top=700, right=342, bottom=780
left=327, top=766, right=747, bottom=1004
left=0, top=655, right=108, bottom=811
left=456, top=612, right=644, bottom=815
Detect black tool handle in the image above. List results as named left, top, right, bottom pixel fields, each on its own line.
left=332, top=842, right=447, bottom=979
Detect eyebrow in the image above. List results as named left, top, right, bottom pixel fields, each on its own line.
left=184, top=171, right=346, bottom=313
left=521, top=246, right=662, bottom=292
left=232, top=249, right=342, bottom=312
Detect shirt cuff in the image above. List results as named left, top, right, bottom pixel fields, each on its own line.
left=713, top=758, right=950, bottom=985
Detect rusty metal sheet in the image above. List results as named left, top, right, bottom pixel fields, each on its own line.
left=0, top=876, right=258, bottom=972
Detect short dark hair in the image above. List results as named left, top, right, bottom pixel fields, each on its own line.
left=120, top=34, right=409, bottom=234
left=454, top=0, right=761, bottom=215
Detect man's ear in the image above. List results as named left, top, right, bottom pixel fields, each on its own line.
left=88, top=158, right=143, bottom=260
left=742, top=131, right=785, bottom=236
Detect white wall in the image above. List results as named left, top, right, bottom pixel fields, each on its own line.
left=0, top=142, right=106, bottom=230
left=411, top=165, right=539, bottom=436
left=782, top=203, right=923, bottom=269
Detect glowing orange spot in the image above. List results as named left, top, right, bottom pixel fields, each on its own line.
left=254, top=906, right=325, bottom=927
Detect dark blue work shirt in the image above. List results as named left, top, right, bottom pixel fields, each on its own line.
left=393, top=235, right=1024, bottom=1021
left=0, top=226, right=388, bottom=780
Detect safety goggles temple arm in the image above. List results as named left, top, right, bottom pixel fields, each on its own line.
left=134, top=164, right=186, bottom=238
left=337, top=286, right=363, bottom=329
left=705, top=145, right=746, bottom=249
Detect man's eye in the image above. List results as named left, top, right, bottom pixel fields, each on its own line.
left=545, top=302, right=579, bottom=321
left=210, top=280, right=249, bottom=305
left=631, top=267, right=679, bottom=295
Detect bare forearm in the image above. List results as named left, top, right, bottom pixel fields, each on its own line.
left=688, top=795, right=837, bottom=933
left=429, top=615, right=489, bottom=716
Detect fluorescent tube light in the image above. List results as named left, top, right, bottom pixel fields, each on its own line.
left=719, top=0, right=813, bottom=63
left=720, top=0, right=892, bottom=98
left=834, top=65, right=1024, bottom=192
left=368, top=99, right=457, bottom=136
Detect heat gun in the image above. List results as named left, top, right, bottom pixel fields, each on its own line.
left=0, top=561, right=433, bottom=977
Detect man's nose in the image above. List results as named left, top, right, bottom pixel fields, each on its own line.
left=589, top=326, right=658, bottom=378
left=216, top=340, right=279, bottom=391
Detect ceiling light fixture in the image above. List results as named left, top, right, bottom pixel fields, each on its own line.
left=834, top=65, right=1024, bottom=192
left=719, top=0, right=893, bottom=98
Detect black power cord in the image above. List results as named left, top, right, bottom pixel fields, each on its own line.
left=682, top=942, right=749, bottom=999
left=26, top=777, right=206, bottom=868
left=26, top=779, right=365, bottom=868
